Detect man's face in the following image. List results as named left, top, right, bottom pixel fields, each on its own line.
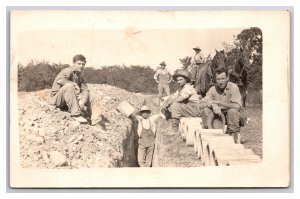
left=215, top=72, right=229, bottom=89
left=194, top=49, right=200, bottom=53
left=141, top=111, right=150, bottom=119
left=176, top=76, right=187, bottom=87
left=160, top=65, right=166, bottom=70
left=73, top=60, right=86, bottom=72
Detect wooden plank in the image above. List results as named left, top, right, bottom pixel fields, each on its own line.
left=201, top=137, right=236, bottom=166
left=186, top=124, right=203, bottom=147
left=180, top=117, right=202, bottom=143
left=200, top=129, right=224, bottom=134
left=214, top=152, right=261, bottom=166
left=220, top=155, right=261, bottom=166
left=207, top=142, right=244, bottom=166
left=226, top=157, right=261, bottom=166
left=193, top=130, right=201, bottom=153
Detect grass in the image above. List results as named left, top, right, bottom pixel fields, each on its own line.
left=240, top=106, right=263, bottom=159
left=146, top=94, right=263, bottom=166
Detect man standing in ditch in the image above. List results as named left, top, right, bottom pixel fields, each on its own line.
left=154, top=61, right=172, bottom=106
left=160, top=69, right=201, bottom=129
left=199, top=68, right=245, bottom=144
left=50, top=54, right=90, bottom=124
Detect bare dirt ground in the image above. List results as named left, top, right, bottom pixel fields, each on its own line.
left=17, top=84, right=262, bottom=168
left=18, top=84, right=144, bottom=168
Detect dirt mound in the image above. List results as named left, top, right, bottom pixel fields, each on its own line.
left=18, top=84, right=144, bottom=168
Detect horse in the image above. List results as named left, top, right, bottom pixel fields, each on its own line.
left=194, top=50, right=226, bottom=97
left=225, top=48, right=250, bottom=107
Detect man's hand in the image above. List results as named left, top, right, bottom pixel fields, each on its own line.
left=160, top=102, right=169, bottom=110
left=73, top=83, right=80, bottom=95
left=79, top=99, right=86, bottom=111
left=212, top=103, right=221, bottom=115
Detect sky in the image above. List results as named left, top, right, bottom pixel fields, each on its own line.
left=12, top=11, right=246, bottom=73
left=16, top=28, right=243, bottom=73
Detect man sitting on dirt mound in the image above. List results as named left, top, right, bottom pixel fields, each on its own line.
left=199, top=67, right=246, bottom=144
left=160, top=69, right=201, bottom=130
left=50, top=54, right=90, bottom=124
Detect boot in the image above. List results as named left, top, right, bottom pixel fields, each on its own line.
left=161, top=108, right=171, bottom=120
left=71, top=115, right=87, bottom=124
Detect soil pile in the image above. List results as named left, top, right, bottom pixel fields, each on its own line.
left=18, top=84, right=144, bottom=168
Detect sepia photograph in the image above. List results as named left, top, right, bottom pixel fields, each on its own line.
left=10, top=10, right=290, bottom=188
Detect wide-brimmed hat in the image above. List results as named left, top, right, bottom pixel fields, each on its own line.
left=160, top=61, right=167, bottom=66
left=172, top=69, right=191, bottom=82
left=193, top=46, right=202, bottom=51
left=139, top=105, right=151, bottom=114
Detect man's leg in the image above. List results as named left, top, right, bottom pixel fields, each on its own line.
left=158, top=84, right=164, bottom=105
left=226, top=109, right=241, bottom=143
left=52, top=83, right=81, bottom=116
left=79, top=93, right=92, bottom=119
left=169, top=102, right=201, bottom=118
left=168, top=102, right=201, bottom=130
left=137, top=145, right=147, bottom=167
left=164, top=84, right=170, bottom=96
left=201, top=108, right=214, bottom=129
left=145, top=145, right=155, bottom=167
left=190, top=66, right=197, bottom=84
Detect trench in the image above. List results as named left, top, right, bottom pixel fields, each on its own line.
left=118, top=95, right=203, bottom=168
left=118, top=119, right=139, bottom=167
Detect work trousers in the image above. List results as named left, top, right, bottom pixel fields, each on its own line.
left=158, top=83, right=170, bottom=99
left=138, top=145, right=155, bottom=167
left=203, top=108, right=240, bottom=133
left=50, top=83, right=90, bottom=117
left=190, top=64, right=205, bottom=81
left=168, top=102, right=201, bottom=119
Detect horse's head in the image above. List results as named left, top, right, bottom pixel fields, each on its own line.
left=238, top=48, right=251, bottom=70
left=226, top=48, right=250, bottom=74
left=212, top=50, right=226, bottom=69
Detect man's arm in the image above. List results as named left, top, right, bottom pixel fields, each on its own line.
left=150, top=113, right=166, bottom=122
left=154, top=70, right=160, bottom=83
left=163, top=85, right=192, bottom=106
left=199, top=86, right=214, bottom=108
left=167, top=71, right=172, bottom=83
left=214, top=84, right=242, bottom=111
left=200, top=52, right=206, bottom=62
left=161, top=92, right=177, bottom=109
left=56, top=68, right=74, bottom=86
left=79, top=79, right=90, bottom=104
left=214, top=101, right=241, bottom=110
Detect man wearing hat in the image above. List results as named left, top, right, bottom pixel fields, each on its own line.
left=161, top=69, right=201, bottom=129
left=154, top=61, right=172, bottom=105
left=133, top=105, right=165, bottom=167
left=187, top=46, right=206, bottom=84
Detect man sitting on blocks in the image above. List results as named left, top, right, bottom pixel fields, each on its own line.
left=199, top=67, right=246, bottom=144
left=160, top=69, right=201, bottom=130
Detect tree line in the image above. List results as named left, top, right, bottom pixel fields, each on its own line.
left=18, top=27, right=262, bottom=94
left=18, top=62, right=178, bottom=94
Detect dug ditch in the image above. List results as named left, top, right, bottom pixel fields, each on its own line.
left=18, top=85, right=204, bottom=168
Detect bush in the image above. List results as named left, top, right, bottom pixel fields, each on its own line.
left=18, top=61, right=178, bottom=94
left=18, top=61, right=69, bottom=92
